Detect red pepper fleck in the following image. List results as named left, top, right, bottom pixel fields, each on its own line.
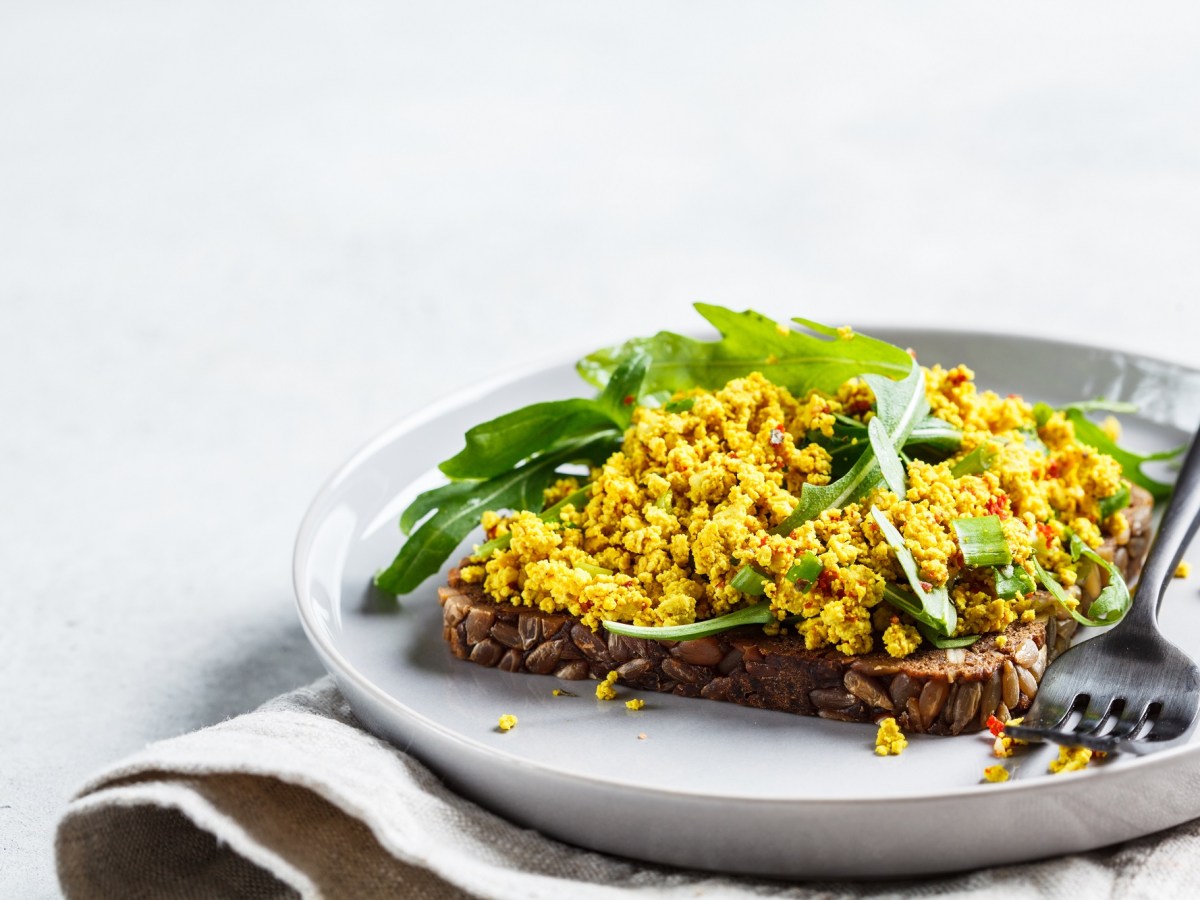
left=580, top=600, right=593, bottom=612
left=948, top=370, right=968, bottom=386
left=919, top=580, right=933, bottom=592
left=986, top=715, right=1006, bottom=737
left=623, top=580, right=634, bottom=588
left=1038, top=522, right=1056, bottom=543
left=1007, top=393, right=1022, bottom=400
left=986, top=494, right=1011, bottom=519
left=816, top=569, right=837, bottom=594
left=622, top=394, right=635, bottom=406
left=1046, top=460, right=1061, bottom=479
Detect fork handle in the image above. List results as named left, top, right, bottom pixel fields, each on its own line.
left=1129, top=428, right=1200, bottom=625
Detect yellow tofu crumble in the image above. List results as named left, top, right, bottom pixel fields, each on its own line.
left=1049, top=745, right=1092, bottom=773
left=1176, top=562, right=1191, bottom=579
left=595, top=671, right=619, bottom=701
left=875, top=717, right=908, bottom=756
left=983, top=765, right=1010, bottom=783
left=466, top=366, right=1127, bottom=658
left=497, top=714, right=517, bottom=733
left=625, top=698, right=645, bottom=711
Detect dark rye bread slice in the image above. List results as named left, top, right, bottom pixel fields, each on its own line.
left=439, top=486, right=1154, bottom=735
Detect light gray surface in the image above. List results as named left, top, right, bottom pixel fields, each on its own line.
left=4, top=2, right=1200, bottom=896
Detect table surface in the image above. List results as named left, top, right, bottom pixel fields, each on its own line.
left=5, top=3, right=1200, bottom=896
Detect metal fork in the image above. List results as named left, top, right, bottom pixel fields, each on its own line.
left=1005, top=429, right=1200, bottom=755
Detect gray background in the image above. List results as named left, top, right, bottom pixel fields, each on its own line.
left=4, top=2, right=1200, bottom=895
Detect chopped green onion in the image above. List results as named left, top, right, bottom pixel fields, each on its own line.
left=601, top=600, right=774, bottom=641
left=1098, top=483, right=1131, bottom=519
left=871, top=507, right=957, bottom=637
left=730, top=565, right=772, bottom=596
left=952, top=515, right=1012, bottom=567
left=574, top=563, right=612, bottom=577
left=664, top=397, right=695, bottom=413
left=786, top=551, right=824, bottom=590
left=654, top=491, right=673, bottom=511
left=473, top=485, right=591, bottom=558
left=995, top=564, right=1036, bottom=599
left=950, top=443, right=998, bottom=478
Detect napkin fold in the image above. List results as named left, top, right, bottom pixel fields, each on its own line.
left=55, top=677, right=1200, bottom=899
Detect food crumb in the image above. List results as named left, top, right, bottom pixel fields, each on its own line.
left=497, top=714, right=518, bottom=733
left=637, top=733, right=647, bottom=740
left=1101, top=416, right=1122, bottom=442
left=995, top=635, right=1007, bottom=649
left=625, top=698, right=645, bottom=711
left=552, top=688, right=577, bottom=697
left=837, top=325, right=855, bottom=340
left=596, top=671, right=619, bottom=701
left=1049, top=745, right=1092, bottom=774
left=1176, top=562, right=1191, bottom=579
left=983, top=765, right=1010, bottom=783
left=874, top=717, right=907, bottom=756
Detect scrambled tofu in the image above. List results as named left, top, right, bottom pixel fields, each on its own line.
left=983, top=764, right=1010, bottom=783
left=1049, top=745, right=1093, bottom=773
left=463, top=366, right=1125, bottom=659
left=595, top=671, right=619, bottom=701
left=875, top=717, right=908, bottom=756
left=497, top=714, right=517, bottom=733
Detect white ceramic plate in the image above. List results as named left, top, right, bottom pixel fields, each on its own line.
left=294, top=329, right=1200, bottom=879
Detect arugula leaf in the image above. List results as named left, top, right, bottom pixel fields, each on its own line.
left=872, top=506, right=957, bottom=637
left=376, top=434, right=618, bottom=595
left=952, top=515, right=1012, bottom=567
left=771, top=362, right=927, bottom=535
left=439, top=350, right=648, bottom=481
left=1098, top=483, right=1131, bottom=519
left=438, top=401, right=614, bottom=480
left=400, top=478, right=481, bottom=536
left=578, top=304, right=913, bottom=397
left=601, top=601, right=774, bottom=641
left=950, top=443, right=998, bottom=478
left=915, top=623, right=981, bottom=649
left=595, top=349, right=651, bottom=429
left=1031, top=555, right=1131, bottom=628
left=995, top=563, right=1037, bottom=599
left=1035, top=399, right=1139, bottom=427
left=1064, top=409, right=1178, bottom=501
left=869, top=417, right=907, bottom=497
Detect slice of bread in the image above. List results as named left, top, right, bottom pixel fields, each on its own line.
left=439, top=486, right=1153, bottom=735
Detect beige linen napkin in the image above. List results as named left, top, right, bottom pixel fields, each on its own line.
left=56, top=678, right=1200, bottom=899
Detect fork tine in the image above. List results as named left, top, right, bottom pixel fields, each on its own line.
left=1073, top=697, right=1123, bottom=737
left=1103, top=701, right=1152, bottom=743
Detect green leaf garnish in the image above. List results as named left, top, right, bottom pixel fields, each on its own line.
left=915, top=623, right=981, bottom=649
left=1031, top=555, right=1131, bottom=628
left=375, top=434, right=617, bottom=594
left=440, top=351, right=648, bottom=480
left=869, top=416, right=907, bottom=497
left=578, top=304, right=913, bottom=398
left=664, top=397, right=695, bottom=413
left=952, top=515, right=1012, bottom=567
left=995, top=563, right=1037, bottom=599
left=786, top=551, right=823, bottom=589
left=1098, top=483, right=1131, bottom=519
left=950, top=443, right=998, bottom=478
left=772, top=361, right=928, bottom=535
left=1064, top=409, right=1178, bottom=501
left=601, top=601, right=774, bottom=641
left=872, top=506, right=957, bottom=637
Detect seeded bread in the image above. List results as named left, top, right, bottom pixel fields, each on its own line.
left=438, top=486, right=1153, bottom=735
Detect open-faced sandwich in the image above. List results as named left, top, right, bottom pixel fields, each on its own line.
left=377, top=306, right=1175, bottom=736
